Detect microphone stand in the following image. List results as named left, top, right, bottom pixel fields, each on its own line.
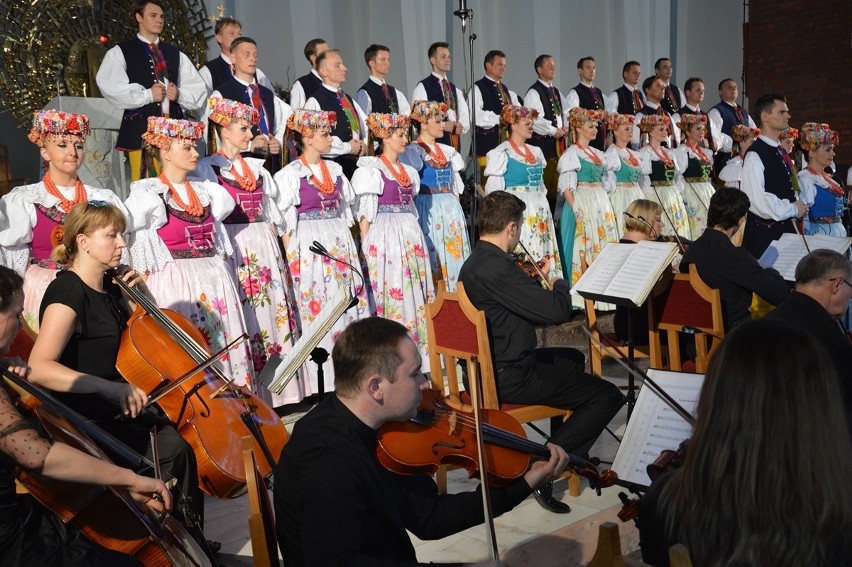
left=454, top=1, right=478, bottom=244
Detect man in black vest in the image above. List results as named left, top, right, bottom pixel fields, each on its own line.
left=653, top=57, right=685, bottom=116
left=290, top=38, right=329, bottom=110
left=708, top=79, right=757, bottom=176
left=565, top=56, right=607, bottom=150
left=354, top=44, right=411, bottom=115
left=211, top=37, right=292, bottom=172
left=678, top=77, right=722, bottom=152
left=740, top=93, right=808, bottom=258
left=635, top=76, right=679, bottom=148
left=606, top=60, right=644, bottom=116
left=470, top=49, right=519, bottom=172
left=524, top=54, right=569, bottom=213
left=96, top=0, right=206, bottom=180
left=305, top=49, right=367, bottom=179
left=199, top=17, right=274, bottom=95
left=411, top=42, right=469, bottom=152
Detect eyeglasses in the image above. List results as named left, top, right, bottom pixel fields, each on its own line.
left=86, top=200, right=110, bottom=209
left=832, top=277, right=852, bottom=291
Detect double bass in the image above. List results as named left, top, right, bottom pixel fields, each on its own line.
left=1, top=362, right=212, bottom=566
left=110, top=270, right=289, bottom=499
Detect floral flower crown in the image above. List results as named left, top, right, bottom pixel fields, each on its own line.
left=207, top=97, right=259, bottom=127
left=605, top=112, right=636, bottom=130
left=731, top=124, right=761, bottom=143
left=28, top=110, right=91, bottom=146
left=287, top=109, right=337, bottom=136
left=567, top=107, right=606, bottom=129
left=638, top=113, right=670, bottom=133
left=779, top=127, right=799, bottom=143
left=676, top=113, right=707, bottom=131
left=366, top=112, right=410, bottom=139
left=409, top=100, right=448, bottom=123
left=141, top=117, right=205, bottom=150
left=798, top=122, right=839, bottom=152
left=500, top=104, right=539, bottom=125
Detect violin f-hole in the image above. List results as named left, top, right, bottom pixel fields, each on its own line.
left=432, top=440, right=466, bottom=455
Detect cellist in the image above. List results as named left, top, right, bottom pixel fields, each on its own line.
left=26, top=203, right=206, bottom=543
left=274, top=316, right=568, bottom=566
left=0, top=265, right=171, bottom=565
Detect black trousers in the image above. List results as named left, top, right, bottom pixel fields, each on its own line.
left=497, top=348, right=625, bottom=458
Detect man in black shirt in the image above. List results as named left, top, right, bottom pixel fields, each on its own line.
left=458, top=191, right=624, bottom=512
left=274, top=317, right=568, bottom=566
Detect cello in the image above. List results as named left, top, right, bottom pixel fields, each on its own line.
left=1, top=363, right=212, bottom=567
left=109, top=269, right=289, bottom=499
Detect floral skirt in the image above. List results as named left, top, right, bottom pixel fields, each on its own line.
left=506, top=186, right=562, bottom=281
left=146, top=256, right=253, bottom=390
left=570, top=185, right=619, bottom=286
left=363, top=211, right=434, bottom=372
left=285, top=216, right=370, bottom=397
left=22, top=264, right=57, bottom=332
left=224, top=221, right=296, bottom=407
left=646, top=184, right=691, bottom=240
left=609, top=183, right=645, bottom=240
left=414, top=192, right=471, bottom=291
left=683, top=181, right=715, bottom=240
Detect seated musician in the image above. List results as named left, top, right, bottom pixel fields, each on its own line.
left=457, top=190, right=625, bottom=513
left=0, top=265, right=172, bottom=565
left=680, top=187, right=789, bottom=329
left=24, top=203, right=209, bottom=552
left=766, top=249, right=852, bottom=426
left=638, top=319, right=852, bottom=565
left=273, top=316, right=568, bottom=566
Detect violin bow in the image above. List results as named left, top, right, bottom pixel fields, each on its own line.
left=649, top=183, right=688, bottom=254
left=790, top=217, right=811, bottom=254
left=517, top=240, right=552, bottom=290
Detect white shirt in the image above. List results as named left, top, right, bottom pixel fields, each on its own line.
left=707, top=101, right=756, bottom=153
left=740, top=135, right=799, bottom=221
left=198, top=53, right=274, bottom=95
left=96, top=33, right=207, bottom=117
left=469, top=75, right=520, bottom=130
left=634, top=102, right=681, bottom=148
left=354, top=75, right=412, bottom=115
left=605, top=83, right=643, bottom=113
left=411, top=72, right=470, bottom=133
left=524, top=79, right=568, bottom=137
left=305, top=84, right=369, bottom=157
left=209, top=77, right=292, bottom=144
left=289, top=69, right=322, bottom=111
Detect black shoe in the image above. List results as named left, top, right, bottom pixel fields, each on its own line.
left=533, top=482, right=571, bottom=514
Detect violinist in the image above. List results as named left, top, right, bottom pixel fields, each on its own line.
left=274, top=316, right=568, bottom=566
left=679, top=187, right=789, bottom=330
left=458, top=191, right=624, bottom=513
left=0, top=265, right=171, bottom=566
left=766, top=250, right=852, bottom=426
left=637, top=319, right=852, bottom=565
left=26, top=203, right=204, bottom=540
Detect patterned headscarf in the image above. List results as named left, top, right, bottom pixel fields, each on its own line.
left=28, top=110, right=91, bottom=146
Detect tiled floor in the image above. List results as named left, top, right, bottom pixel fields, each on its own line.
left=207, top=314, right=643, bottom=566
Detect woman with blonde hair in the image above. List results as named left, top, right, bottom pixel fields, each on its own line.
left=639, top=114, right=690, bottom=240
left=797, top=123, right=845, bottom=237
left=604, top=112, right=650, bottom=238
left=673, top=114, right=715, bottom=237
left=0, top=110, right=128, bottom=331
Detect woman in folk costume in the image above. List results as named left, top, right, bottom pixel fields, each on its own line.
left=557, top=107, right=619, bottom=289
left=273, top=109, right=369, bottom=398
left=718, top=124, right=760, bottom=189
left=797, top=123, right=845, bottom=237
left=400, top=100, right=471, bottom=291
left=673, top=113, right=716, bottom=238
left=483, top=104, right=562, bottom=281
left=0, top=110, right=128, bottom=331
left=639, top=114, right=690, bottom=240
left=124, top=116, right=254, bottom=387
left=192, top=98, right=296, bottom=406
left=351, top=112, right=433, bottom=370
left=604, top=112, right=650, bottom=239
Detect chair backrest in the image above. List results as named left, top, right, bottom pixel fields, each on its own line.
left=426, top=281, right=500, bottom=409
left=241, top=436, right=279, bottom=567
left=649, top=264, right=724, bottom=372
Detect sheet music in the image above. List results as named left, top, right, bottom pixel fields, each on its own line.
left=759, top=233, right=852, bottom=281
left=612, top=370, right=703, bottom=487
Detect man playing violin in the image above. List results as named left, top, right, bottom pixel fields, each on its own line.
left=274, top=316, right=568, bottom=566
left=0, top=265, right=172, bottom=565
left=458, top=190, right=624, bottom=514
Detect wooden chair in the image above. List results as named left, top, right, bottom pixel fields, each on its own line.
left=587, top=521, right=693, bottom=567
left=579, top=251, right=651, bottom=378
left=648, top=264, right=725, bottom=373
left=426, top=281, right=579, bottom=495
left=241, top=436, right=280, bottom=567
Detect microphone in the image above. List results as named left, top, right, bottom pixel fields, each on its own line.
left=454, top=0, right=470, bottom=31
left=309, top=240, right=364, bottom=310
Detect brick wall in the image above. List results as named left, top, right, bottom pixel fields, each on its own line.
left=746, top=0, right=852, bottom=178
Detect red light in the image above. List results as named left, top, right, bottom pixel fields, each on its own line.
left=99, top=34, right=109, bottom=45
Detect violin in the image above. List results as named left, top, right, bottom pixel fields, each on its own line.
left=1, top=362, right=212, bottom=567
left=377, top=389, right=617, bottom=493
left=108, top=269, right=289, bottom=499
left=515, top=241, right=552, bottom=289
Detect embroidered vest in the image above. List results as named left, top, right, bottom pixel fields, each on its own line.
left=212, top=165, right=266, bottom=224
left=527, top=81, right=561, bottom=160
left=156, top=202, right=216, bottom=259
left=358, top=79, right=399, bottom=114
